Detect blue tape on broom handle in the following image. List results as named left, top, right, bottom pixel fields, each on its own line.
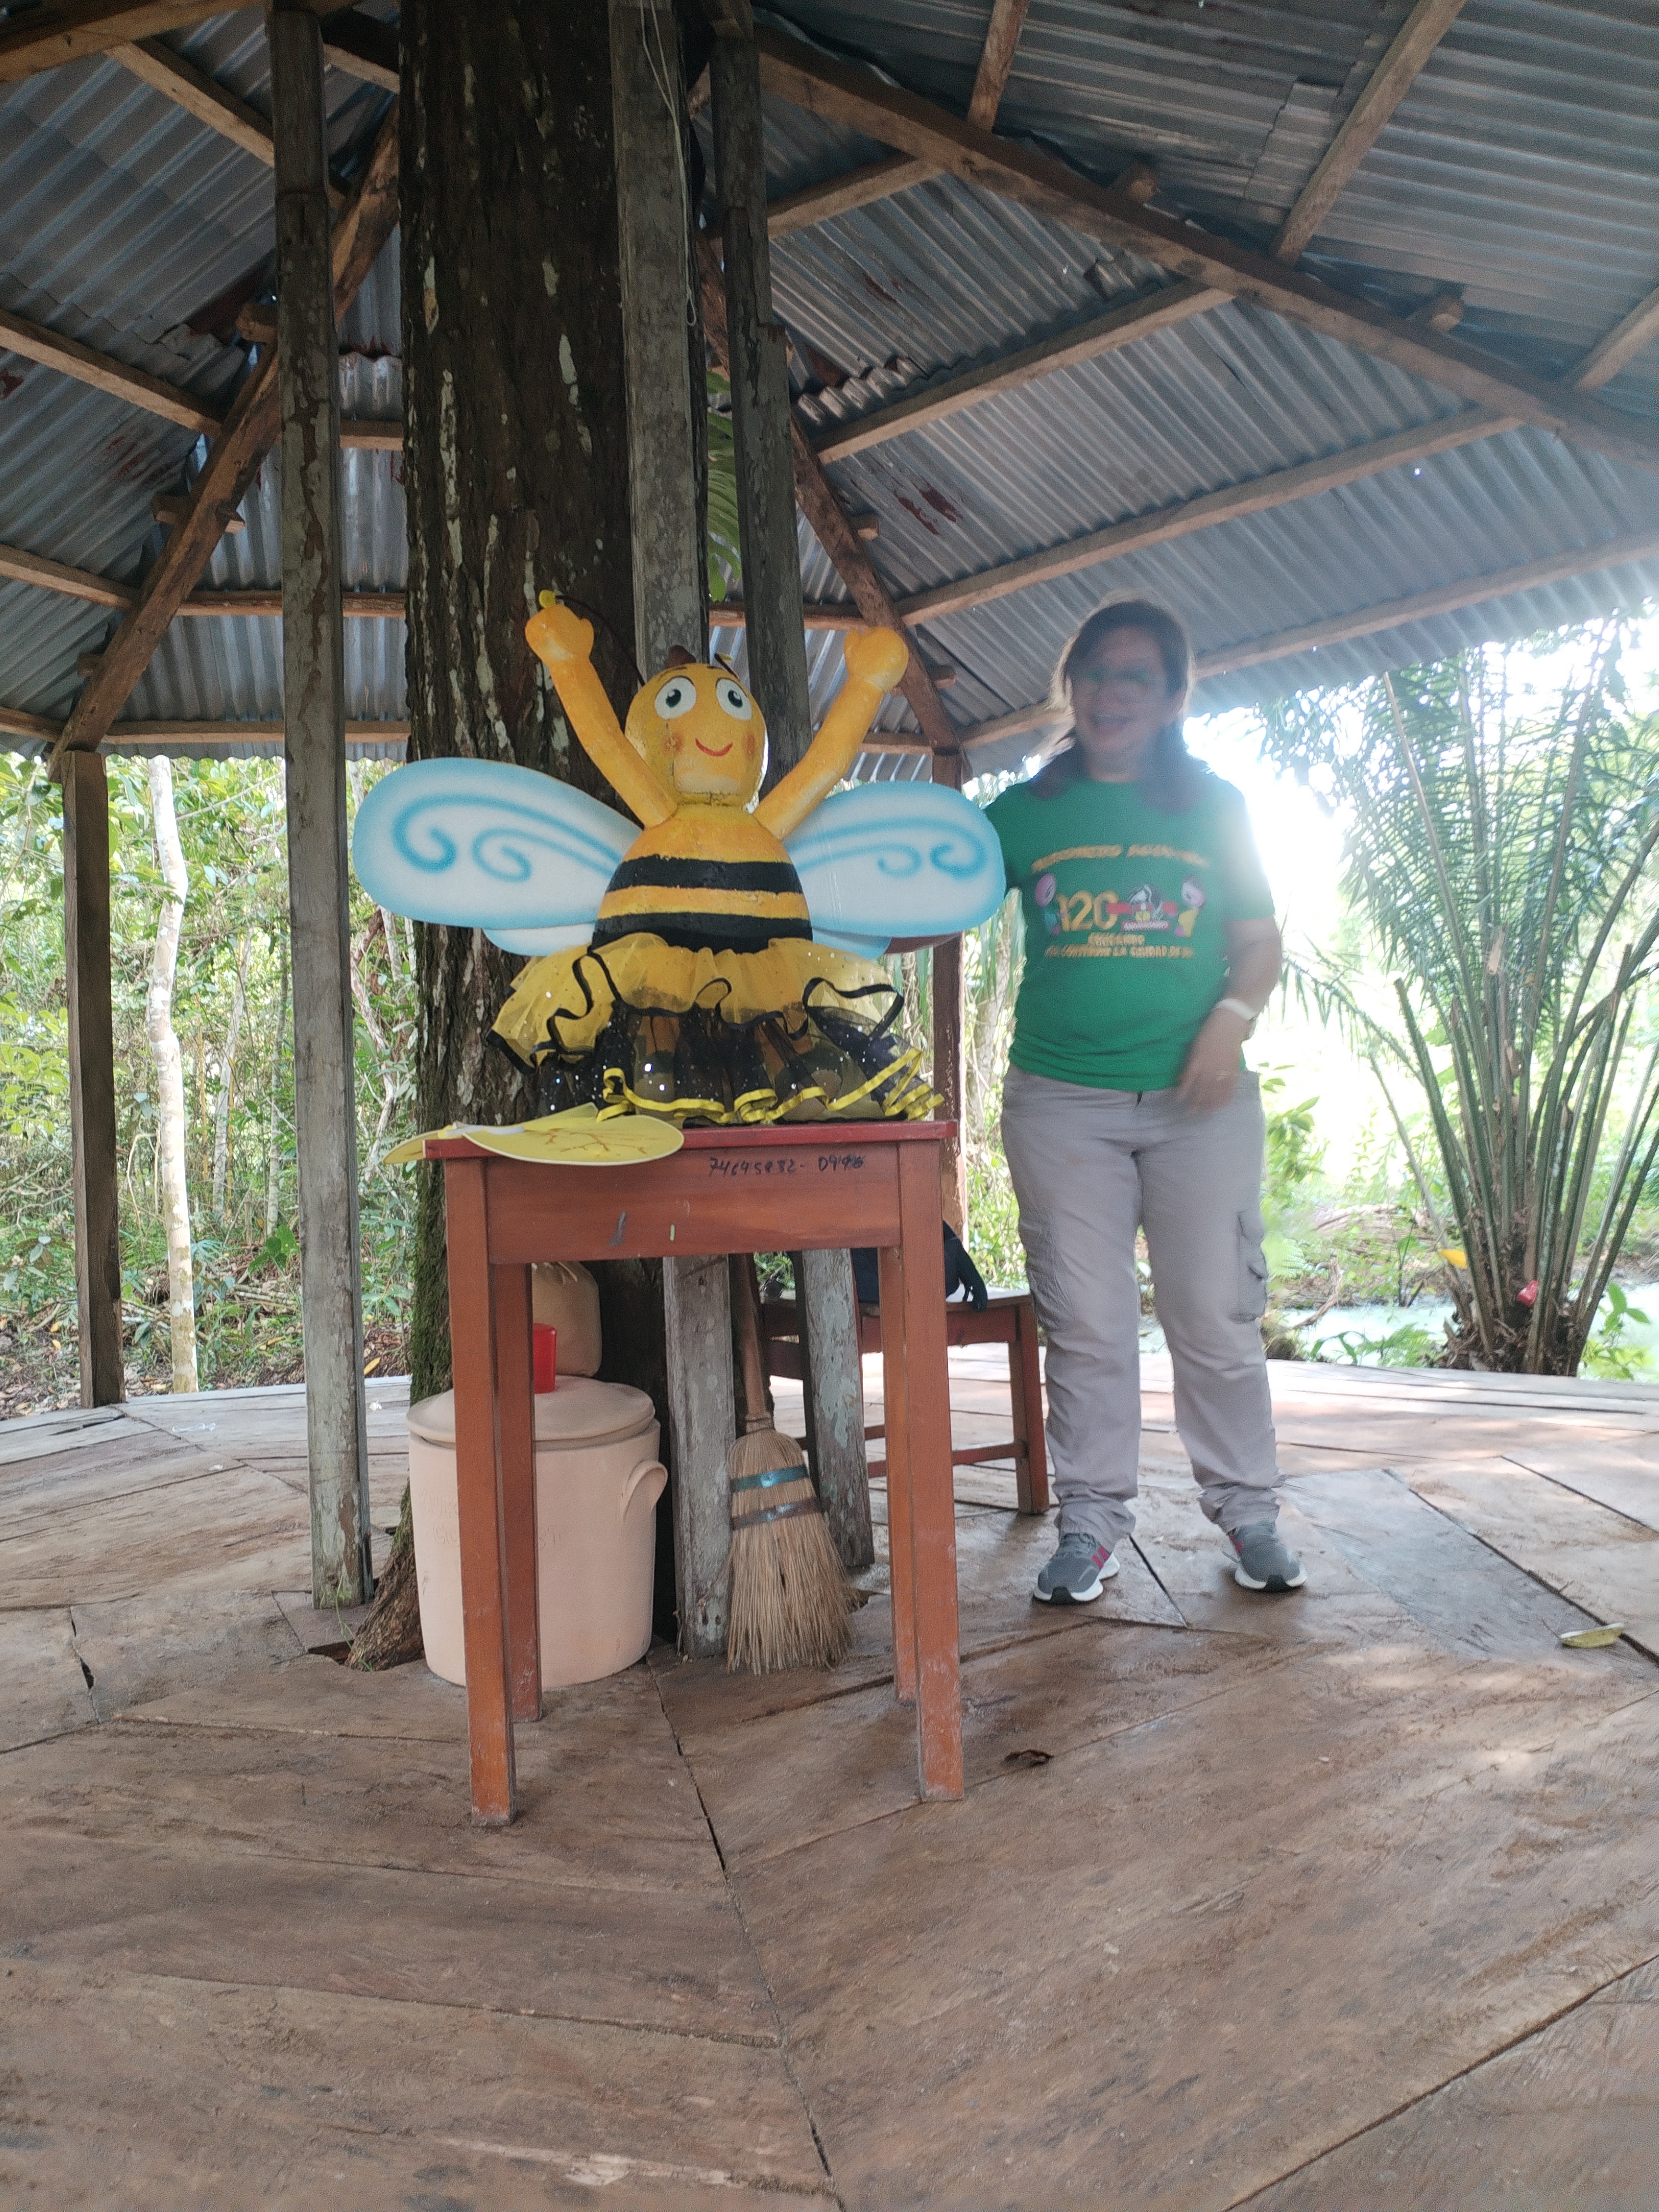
left=730, top=1467, right=802, bottom=1493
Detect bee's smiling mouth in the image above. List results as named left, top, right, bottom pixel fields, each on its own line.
left=694, top=738, right=733, bottom=758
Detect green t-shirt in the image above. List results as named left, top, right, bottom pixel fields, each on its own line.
left=986, top=764, right=1274, bottom=1092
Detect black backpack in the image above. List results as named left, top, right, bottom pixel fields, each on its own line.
left=851, top=1226, right=988, bottom=1311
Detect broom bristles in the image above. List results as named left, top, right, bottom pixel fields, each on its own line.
left=726, top=1424, right=854, bottom=1674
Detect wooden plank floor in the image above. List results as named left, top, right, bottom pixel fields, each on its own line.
left=1, top=1357, right=1655, bottom=2209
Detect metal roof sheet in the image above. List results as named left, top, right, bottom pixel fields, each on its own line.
left=2, top=0, right=1654, bottom=771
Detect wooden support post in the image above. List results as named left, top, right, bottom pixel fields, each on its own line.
left=612, top=0, right=735, bottom=1658
left=61, top=752, right=124, bottom=1407
left=664, top=1254, right=736, bottom=1657
left=930, top=753, right=969, bottom=1236
left=612, top=0, right=704, bottom=671
left=272, top=0, right=371, bottom=1608
left=790, top=1248, right=874, bottom=1570
left=708, top=17, right=813, bottom=779
left=707, top=17, right=873, bottom=1551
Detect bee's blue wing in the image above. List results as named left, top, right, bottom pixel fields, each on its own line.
left=353, top=759, right=631, bottom=951
left=785, top=784, right=1006, bottom=956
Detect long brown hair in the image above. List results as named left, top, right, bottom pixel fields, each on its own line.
left=1031, top=598, right=1202, bottom=813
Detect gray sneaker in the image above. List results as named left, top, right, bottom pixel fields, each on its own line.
left=1034, top=1530, right=1119, bottom=1605
left=1229, top=1522, right=1307, bottom=1592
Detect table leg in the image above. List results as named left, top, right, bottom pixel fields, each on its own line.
left=492, top=1262, right=541, bottom=1721
left=877, top=1235, right=916, bottom=1706
left=896, top=1142, right=963, bottom=1801
left=1011, top=1299, right=1050, bottom=1515
left=445, top=1160, right=517, bottom=1826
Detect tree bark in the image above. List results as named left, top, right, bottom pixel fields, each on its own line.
left=264, top=931, right=288, bottom=1240
left=144, top=757, right=198, bottom=1393
left=400, top=0, right=658, bottom=1401
left=210, top=940, right=246, bottom=1224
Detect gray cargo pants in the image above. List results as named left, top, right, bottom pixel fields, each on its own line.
left=999, top=1063, right=1280, bottom=1551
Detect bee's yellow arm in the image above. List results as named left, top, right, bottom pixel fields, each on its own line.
left=756, top=626, right=911, bottom=839
left=526, top=597, right=674, bottom=828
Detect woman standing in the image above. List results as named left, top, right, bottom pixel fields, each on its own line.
left=987, top=600, right=1305, bottom=1601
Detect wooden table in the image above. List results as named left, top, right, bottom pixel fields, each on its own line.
left=429, top=1121, right=963, bottom=1825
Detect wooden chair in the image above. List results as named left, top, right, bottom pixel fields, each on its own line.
left=760, top=1289, right=1050, bottom=1515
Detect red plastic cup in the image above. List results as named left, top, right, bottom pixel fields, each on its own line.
left=532, top=1323, right=557, bottom=1394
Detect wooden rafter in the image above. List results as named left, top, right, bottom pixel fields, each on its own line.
left=764, top=155, right=935, bottom=242
left=1192, top=530, right=1659, bottom=678
left=1574, top=283, right=1659, bottom=395
left=700, top=255, right=960, bottom=756
left=896, top=408, right=1512, bottom=624
left=0, top=298, right=405, bottom=446
left=0, top=306, right=223, bottom=435
left=812, top=279, right=1225, bottom=461
left=964, top=0, right=1031, bottom=130
left=751, top=0, right=1030, bottom=246
left=317, top=10, right=397, bottom=93
left=787, top=419, right=961, bottom=756
left=50, top=103, right=400, bottom=768
left=754, top=30, right=1659, bottom=473
left=0, top=703, right=408, bottom=752
left=861, top=526, right=1659, bottom=753
left=1271, top=0, right=1469, bottom=264
left=0, top=0, right=337, bottom=83
left=109, top=36, right=346, bottom=207
left=0, top=541, right=136, bottom=610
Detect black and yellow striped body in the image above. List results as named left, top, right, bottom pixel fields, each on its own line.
left=590, top=808, right=812, bottom=956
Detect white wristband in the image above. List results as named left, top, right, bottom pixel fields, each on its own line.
left=1215, top=997, right=1257, bottom=1024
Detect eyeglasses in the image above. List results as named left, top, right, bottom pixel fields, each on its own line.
left=1071, top=665, right=1163, bottom=698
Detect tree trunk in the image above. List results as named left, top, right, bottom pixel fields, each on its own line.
left=144, top=757, right=198, bottom=1393
left=352, top=0, right=678, bottom=1670
left=400, top=0, right=656, bottom=1405
left=211, top=940, right=247, bottom=1223
left=264, top=931, right=288, bottom=1240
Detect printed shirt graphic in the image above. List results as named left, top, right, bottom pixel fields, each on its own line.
left=986, top=768, right=1274, bottom=1091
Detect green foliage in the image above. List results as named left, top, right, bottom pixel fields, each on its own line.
left=706, top=370, right=742, bottom=599
left=1317, top=1320, right=1441, bottom=1369
left=0, top=752, right=420, bottom=1407
left=1261, top=622, right=1659, bottom=1375
left=1581, top=1279, right=1654, bottom=1381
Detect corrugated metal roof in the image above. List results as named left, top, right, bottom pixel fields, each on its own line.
left=0, top=4, right=397, bottom=755
left=2, top=0, right=1654, bottom=774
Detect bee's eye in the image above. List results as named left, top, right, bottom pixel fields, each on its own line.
left=653, top=678, right=696, bottom=719
left=716, top=679, right=754, bottom=721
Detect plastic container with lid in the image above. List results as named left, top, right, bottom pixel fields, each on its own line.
left=406, top=1377, right=666, bottom=1689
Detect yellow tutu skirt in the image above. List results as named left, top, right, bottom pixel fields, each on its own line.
left=492, top=932, right=937, bottom=1127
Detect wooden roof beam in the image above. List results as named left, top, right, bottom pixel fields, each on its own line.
left=50, top=101, right=400, bottom=769
left=896, top=409, right=1514, bottom=624
left=0, top=0, right=338, bottom=84
left=873, top=526, right=1659, bottom=760
left=0, top=305, right=223, bottom=434
left=1193, top=529, right=1659, bottom=678
left=811, top=278, right=1225, bottom=461
left=855, top=260, right=1659, bottom=625
left=699, top=250, right=960, bottom=755
left=1271, top=0, right=1469, bottom=264
left=0, top=706, right=408, bottom=752
left=109, top=36, right=345, bottom=207
left=1574, top=282, right=1659, bottom=395
left=754, top=29, right=1658, bottom=473
left=317, top=8, right=397, bottom=92
left=754, top=0, right=1030, bottom=244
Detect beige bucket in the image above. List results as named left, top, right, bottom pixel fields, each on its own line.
left=406, top=1378, right=666, bottom=1689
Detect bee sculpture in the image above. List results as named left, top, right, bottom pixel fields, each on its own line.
left=352, top=596, right=1005, bottom=1127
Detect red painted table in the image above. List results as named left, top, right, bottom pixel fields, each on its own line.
left=429, top=1120, right=963, bottom=1825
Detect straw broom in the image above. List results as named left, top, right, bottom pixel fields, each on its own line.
left=726, top=1254, right=854, bottom=1673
